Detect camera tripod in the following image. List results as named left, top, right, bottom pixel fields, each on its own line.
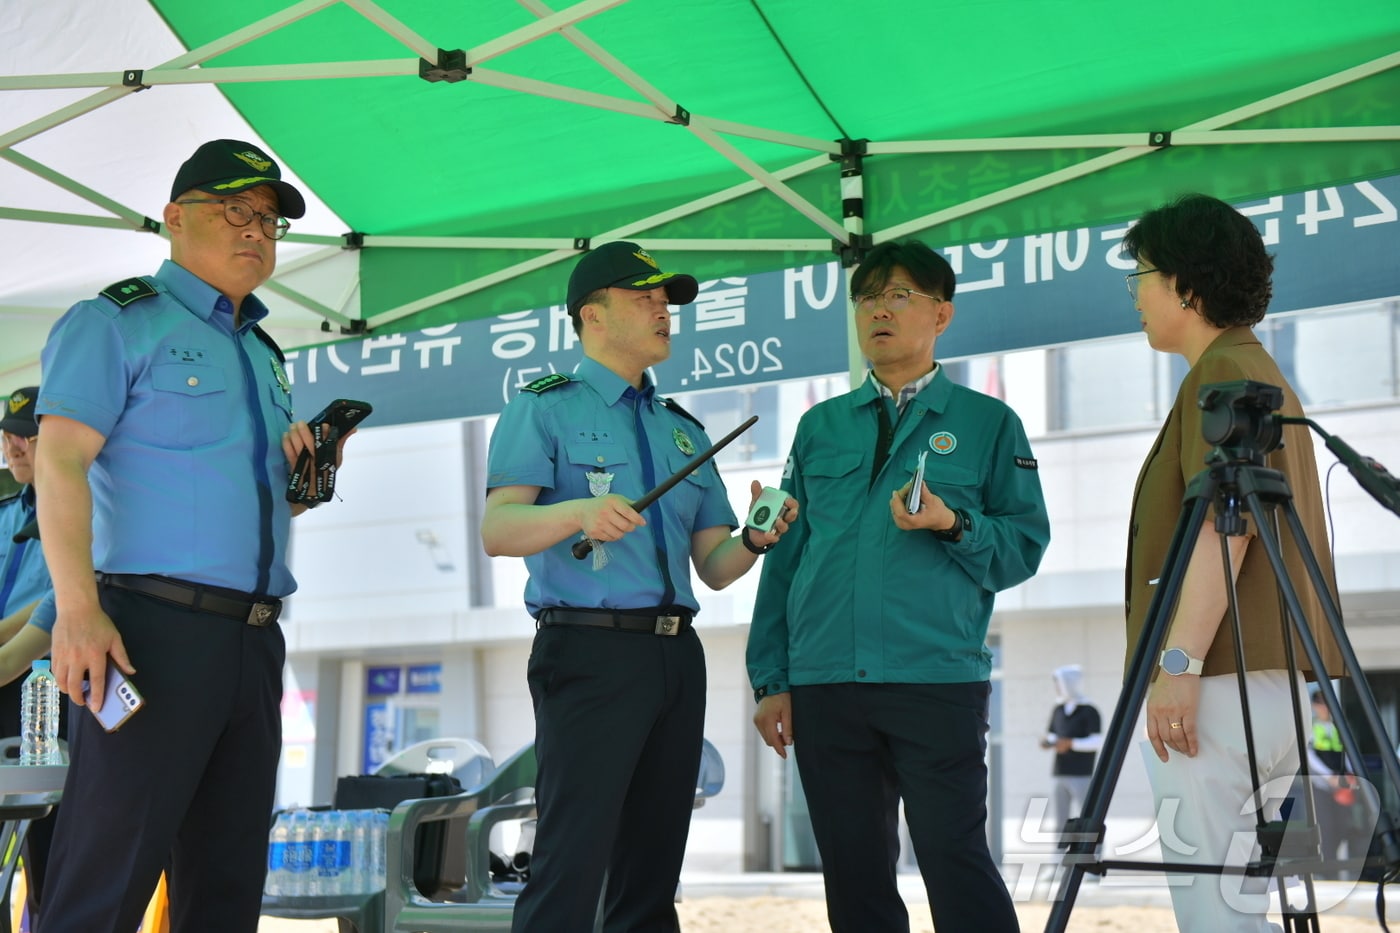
left=1045, top=442, right=1400, bottom=932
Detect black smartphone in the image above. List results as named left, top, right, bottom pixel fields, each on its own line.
left=286, top=399, right=373, bottom=504
left=312, top=398, right=373, bottom=435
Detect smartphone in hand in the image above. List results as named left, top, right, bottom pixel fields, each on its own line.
left=82, top=662, right=144, bottom=732
left=286, top=398, right=373, bottom=504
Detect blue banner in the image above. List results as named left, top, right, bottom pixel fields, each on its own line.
left=366, top=665, right=400, bottom=696
left=285, top=176, right=1400, bottom=427
left=405, top=663, right=442, bottom=695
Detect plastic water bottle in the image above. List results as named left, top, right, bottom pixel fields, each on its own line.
left=265, top=811, right=292, bottom=896
left=348, top=810, right=370, bottom=894
left=20, top=660, right=61, bottom=766
left=306, top=811, right=328, bottom=897
left=285, top=809, right=310, bottom=897
left=317, top=810, right=350, bottom=896
left=370, top=810, right=388, bottom=891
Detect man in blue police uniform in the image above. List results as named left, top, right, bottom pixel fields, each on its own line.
left=748, top=240, right=1049, bottom=933
left=34, top=139, right=348, bottom=933
left=0, top=384, right=64, bottom=915
left=0, top=387, right=48, bottom=653
left=482, top=240, right=797, bottom=932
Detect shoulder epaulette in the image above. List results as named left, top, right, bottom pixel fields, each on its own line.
left=521, top=373, right=572, bottom=394
left=99, top=277, right=158, bottom=308
left=251, top=324, right=285, bottom=364
left=660, top=396, right=705, bottom=431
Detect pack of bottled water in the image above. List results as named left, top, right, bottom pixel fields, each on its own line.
left=264, top=808, right=389, bottom=897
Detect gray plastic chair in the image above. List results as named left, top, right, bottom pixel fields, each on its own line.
left=385, top=737, right=727, bottom=933
left=374, top=737, right=495, bottom=792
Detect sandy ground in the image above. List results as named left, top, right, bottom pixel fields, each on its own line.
left=256, top=890, right=1396, bottom=932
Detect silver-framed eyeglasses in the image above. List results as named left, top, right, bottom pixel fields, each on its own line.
left=852, top=286, right=944, bottom=313
left=176, top=198, right=291, bottom=240
left=1125, top=267, right=1159, bottom=301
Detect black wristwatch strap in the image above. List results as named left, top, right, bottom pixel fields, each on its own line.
left=741, top=526, right=774, bottom=555
left=931, top=508, right=967, bottom=542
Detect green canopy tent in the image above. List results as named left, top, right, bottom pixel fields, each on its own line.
left=4, top=0, right=1399, bottom=371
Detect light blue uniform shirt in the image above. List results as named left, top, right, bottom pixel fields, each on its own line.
left=37, top=260, right=297, bottom=597
left=0, top=486, right=51, bottom=616
left=486, top=356, right=738, bottom=617
left=29, top=592, right=56, bottom=634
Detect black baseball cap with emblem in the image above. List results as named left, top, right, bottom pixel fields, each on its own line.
left=0, top=386, right=38, bottom=437
left=566, top=241, right=699, bottom=316
left=170, top=139, right=306, bottom=219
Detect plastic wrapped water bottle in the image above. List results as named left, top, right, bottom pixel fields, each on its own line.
left=285, top=809, right=311, bottom=897
left=348, top=810, right=370, bottom=895
left=371, top=810, right=388, bottom=891
left=265, top=811, right=292, bottom=896
left=20, top=660, right=61, bottom=766
left=306, top=811, right=328, bottom=897
left=317, top=810, right=351, bottom=896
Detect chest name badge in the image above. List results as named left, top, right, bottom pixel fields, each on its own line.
left=673, top=428, right=695, bottom=456
left=929, top=431, right=957, bottom=455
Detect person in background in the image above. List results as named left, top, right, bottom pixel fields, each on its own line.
left=0, top=384, right=63, bottom=917
left=747, top=239, right=1049, bottom=933
left=1039, top=664, right=1102, bottom=847
left=482, top=240, right=796, bottom=933
left=33, top=139, right=352, bottom=933
left=1122, top=193, right=1345, bottom=931
left=1306, top=690, right=1373, bottom=880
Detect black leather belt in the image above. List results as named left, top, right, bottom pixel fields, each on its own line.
left=96, top=573, right=282, bottom=627
left=537, top=608, right=692, bottom=636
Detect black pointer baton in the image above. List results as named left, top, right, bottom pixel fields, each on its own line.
left=571, top=414, right=760, bottom=560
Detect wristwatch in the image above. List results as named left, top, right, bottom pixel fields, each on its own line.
left=1159, top=647, right=1204, bottom=676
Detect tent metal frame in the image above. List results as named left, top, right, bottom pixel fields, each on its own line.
left=2, top=0, right=1397, bottom=336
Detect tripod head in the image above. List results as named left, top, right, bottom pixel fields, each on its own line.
left=1199, top=379, right=1400, bottom=519
left=1198, top=380, right=1284, bottom=467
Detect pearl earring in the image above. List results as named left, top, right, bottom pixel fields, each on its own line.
left=1180, top=299, right=1190, bottom=309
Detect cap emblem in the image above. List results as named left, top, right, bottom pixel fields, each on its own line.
left=233, top=150, right=273, bottom=172
left=632, top=248, right=659, bottom=270
left=8, top=392, right=29, bottom=415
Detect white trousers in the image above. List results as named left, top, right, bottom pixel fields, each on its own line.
left=1141, top=670, right=1307, bottom=933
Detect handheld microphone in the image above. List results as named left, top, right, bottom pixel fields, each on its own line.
left=1323, top=433, right=1400, bottom=518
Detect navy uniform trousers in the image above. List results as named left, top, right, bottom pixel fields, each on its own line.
left=38, top=585, right=284, bottom=933
left=511, top=622, right=705, bottom=933
left=791, top=681, right=1019, bottom=933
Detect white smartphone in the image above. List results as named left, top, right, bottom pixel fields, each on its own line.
left=82, top=661, right=145, bottom=732
left=746, top=486, right=788, bottom=533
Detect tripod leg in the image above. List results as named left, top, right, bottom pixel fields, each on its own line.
left=1044, top=490, right=1215, bottom=932
left=1242, top=483, right=1400, bottom=871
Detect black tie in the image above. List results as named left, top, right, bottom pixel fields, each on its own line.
left=871, top=398, right=896, bottom=487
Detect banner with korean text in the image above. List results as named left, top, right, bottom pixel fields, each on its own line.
left=287, top=175, right=1400, bottom=427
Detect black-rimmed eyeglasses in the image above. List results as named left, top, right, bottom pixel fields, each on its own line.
left=176, top=198, right=291, bottom=240
left=1125, top=268, right=1159, bottom=301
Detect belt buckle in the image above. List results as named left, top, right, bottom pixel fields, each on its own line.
left=654, top=615, right=681, bottom=636
left=247, top=602, right=279, bottom=627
